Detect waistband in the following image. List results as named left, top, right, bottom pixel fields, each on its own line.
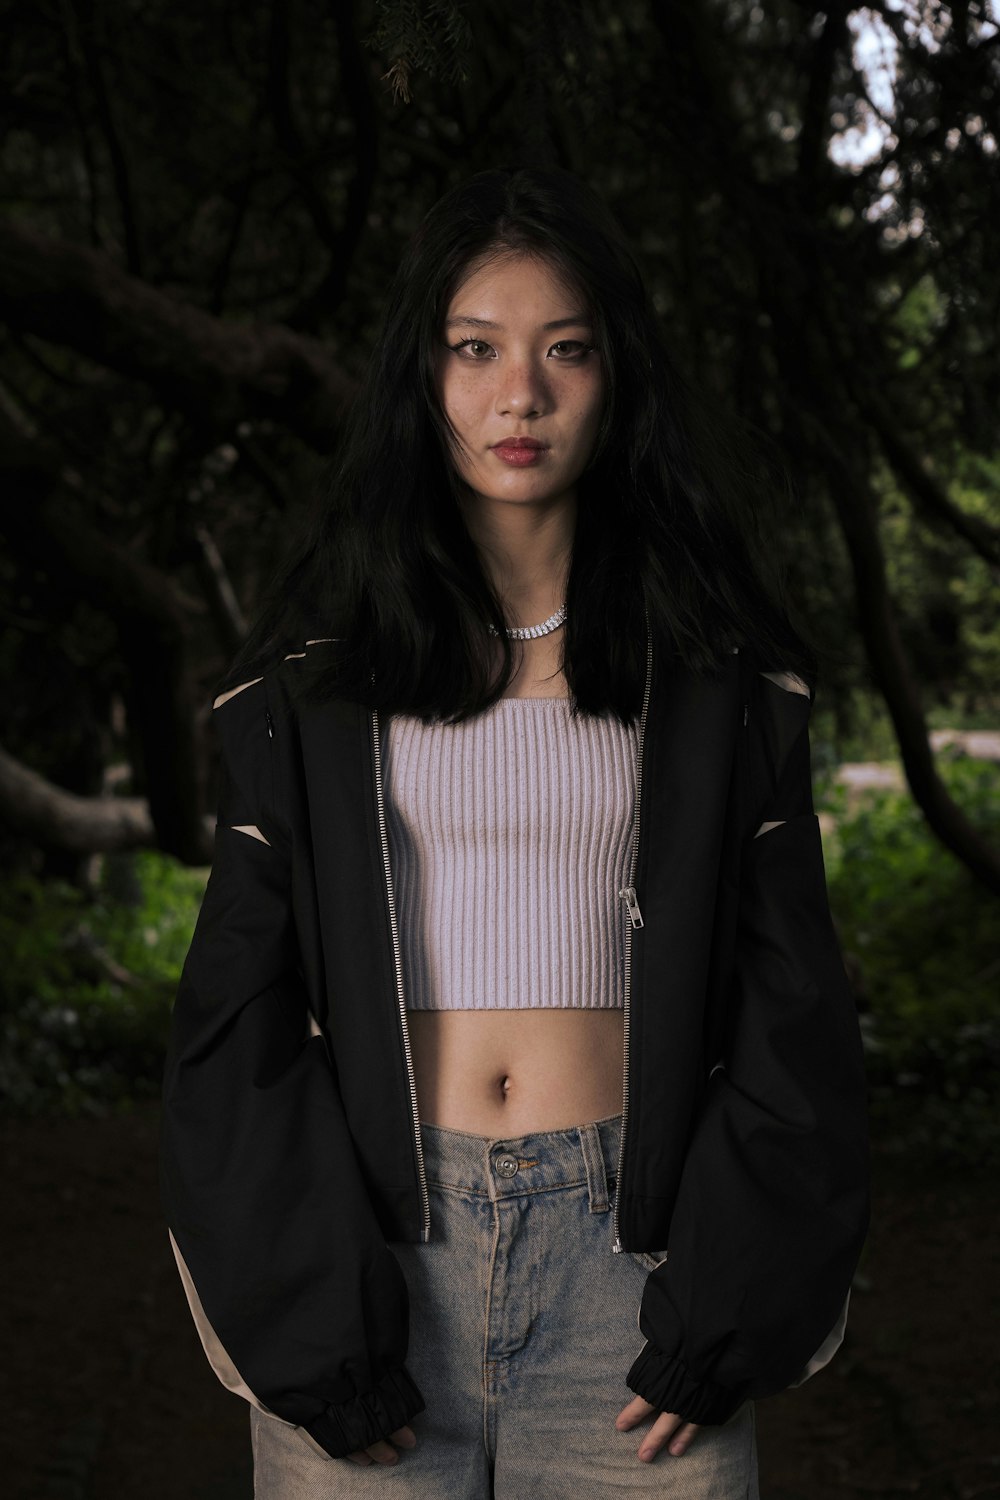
left=418, top=1112, right=623, bottom=1211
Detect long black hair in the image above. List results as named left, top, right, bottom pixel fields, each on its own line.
left=216, top=166, right=816, bottom=724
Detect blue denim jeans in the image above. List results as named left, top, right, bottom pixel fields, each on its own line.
left=251, top=1112, right=759, bottom=1497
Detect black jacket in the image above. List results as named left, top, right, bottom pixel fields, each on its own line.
left=160, top=634, right=870, bottom=1460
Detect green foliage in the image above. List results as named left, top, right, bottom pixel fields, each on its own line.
left=819, top=755, right=1000, bottom=1164
left=878, top=466, right=1000, bottom=714
left=0, top=852, right=206, bottom=1117
left=5, top=753, right=999, bottom=1174
left=811, top=692, right=902, bottom=770
left=367, top=1, right=474, bottom=101
left=890, top=272, right=947, bottom=371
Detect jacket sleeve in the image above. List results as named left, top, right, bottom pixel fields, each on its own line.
left=160, top=679, right=425, bottom=1459
left=625, top=673, right=870, bottom=1425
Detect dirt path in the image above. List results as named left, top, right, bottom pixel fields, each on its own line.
left=2, top=1106, right=997, bottom=1499
left=832, top=730, right=1000, bottom=799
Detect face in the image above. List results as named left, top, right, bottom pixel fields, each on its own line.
left=435, top=251, right=604, bottom=512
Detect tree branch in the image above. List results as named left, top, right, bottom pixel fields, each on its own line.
left=231, top=429, right=296, bottom=512
left=0, top=220, right=354, bottom=452
left=285, top=0, right=380, bottom=330
left=753, top=168, right=1000, bottom=893
left=209, top=159, right=260, bottom=316
left=57, top=0, right=103, bottom=249
left=191, top=521, right=248, bottom=654
left=864, top=391, right=1000, bottom=566
left=0, top=413, right=213, bottom=863
left=69, top=0, right=144, bottom=274
left=797, top=2, right=851, bottom=208
left=819, top=430, right=999, bottom=892
left=0, top=742, right=156, bottom=853
left=265, top=0, right=340, bottom=256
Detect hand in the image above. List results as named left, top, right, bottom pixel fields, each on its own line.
left=616, top=1395, right=702, bottom=1463
left=346, top=1425, right=418, bottom=1466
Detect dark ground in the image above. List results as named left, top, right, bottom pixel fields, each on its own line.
left=2, top=1106, right=998, bottom=1500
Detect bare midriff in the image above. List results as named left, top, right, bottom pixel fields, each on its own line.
left=406, top=639, right=627, bottom=1137
left=407, top=1008, right=625, bottom=1135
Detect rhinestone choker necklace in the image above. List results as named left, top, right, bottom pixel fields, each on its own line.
left=487, top=602, right=567, bottom=641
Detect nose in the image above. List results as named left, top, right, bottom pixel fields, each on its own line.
left=495, top=357, right=548, bottom=419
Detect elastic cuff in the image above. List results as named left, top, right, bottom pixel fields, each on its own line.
left=626, top=1343, right=745, bottom=1426
left=301, top=1365, right=425, bottom=1459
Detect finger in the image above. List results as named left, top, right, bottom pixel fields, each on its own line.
left=666, top=1420, right=702, bottom=1457
left=389, top=1425, right=417, bottom=1449
left=615, top=1395, right=657, bottom=1429
left=364, top=1439, right=400, bottom=1465
left=637, top=1411, right=682, bottom=1461
left=346, top=1450, right=374, bottom=1466
left=639, top=1415, right=703, bottom=1463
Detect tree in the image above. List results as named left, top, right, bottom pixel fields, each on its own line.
left=1, top=0, right=997, bottom=885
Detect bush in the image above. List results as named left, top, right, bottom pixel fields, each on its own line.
left=818, top=753, right=1000, bottom=1163
left=0, top=852, right=207, bottom=1116
left=4, top=753, right=998, bottom=1147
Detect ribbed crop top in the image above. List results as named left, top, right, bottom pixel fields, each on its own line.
left=381, top=696, right=639, bottom=1011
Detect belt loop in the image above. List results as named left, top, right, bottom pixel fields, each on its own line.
left=578, top=1122, right=610, bottom=1213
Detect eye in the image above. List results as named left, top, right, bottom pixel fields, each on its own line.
left=548, top=340, right=596, bottom=359
left=449, top=338, right=497, bottom=359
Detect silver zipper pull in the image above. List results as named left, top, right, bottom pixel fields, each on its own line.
left=612, top=1238, right=624, bottom=1254
left=619, top=885, right=643, bottom=928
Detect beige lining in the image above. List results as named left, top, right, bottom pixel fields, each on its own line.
left=213, top=677, right=263, bottom=711
left=284, top=637, right=337, bottom=662
left=753, top=669, right=809, bottom=839
left=168, top=1230, right=293, bottom=1424
left=210, top=637, right=337, bottom=710
left=787, top=1291, right=851, bottom=1387
left=230, top=823, right=271, bottom=846
left=169, top=1233, right=336, bottom=1459
left=759, top=669, right=811, bottom=699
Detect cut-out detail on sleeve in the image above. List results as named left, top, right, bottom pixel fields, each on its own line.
left=230, top=824, right=271, bottom=846
left=760, top=669, right=811, bottom=699
left=284, top=637, right=339, bottom=662
left=754, top=819, right=786, bottom=838
left=213, top=677, right=263, bottom=711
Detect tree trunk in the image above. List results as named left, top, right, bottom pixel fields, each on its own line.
left=0, top=743, right=157, bottom=854
left=0, top=421, right=213, bottom=863
left=818, top=434, right=1000, bottom=893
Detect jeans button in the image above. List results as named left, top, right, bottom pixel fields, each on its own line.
left=493, top=1151, right=519, bottom=1178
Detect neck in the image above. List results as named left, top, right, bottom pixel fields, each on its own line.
left=458, top=490, right=576, bottom=624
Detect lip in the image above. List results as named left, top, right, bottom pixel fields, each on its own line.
left=490, top=436, right=548, bottom=467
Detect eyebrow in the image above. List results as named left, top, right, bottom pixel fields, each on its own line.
left=443, top=315, right=593, bottom=331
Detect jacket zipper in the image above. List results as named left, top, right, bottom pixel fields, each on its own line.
left=371, top=707, right=432, bottom=1243
left=612, top=619, right=654, bottom=1254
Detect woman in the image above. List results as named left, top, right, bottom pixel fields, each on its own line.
left=161, top=167, right=869, bottom=1496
